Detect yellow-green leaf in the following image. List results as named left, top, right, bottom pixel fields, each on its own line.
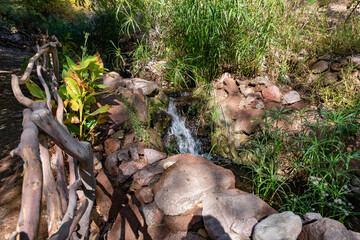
left=90, top=105, right=110, bottom=116
left=26, top=79, right=46, bottom=99
left=69, top=99, right=80, bottom=111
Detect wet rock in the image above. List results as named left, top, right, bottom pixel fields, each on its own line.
left=282, top=91, right=301, bottom=105
left=144, top=148, right=167, bottom=165
left=164, top=205, right=203, bottom=232
left=154, top=154, right=235, bottom=216
left=97, top=71, right=123, bottom=91
left=253, top=211, right=302, bottom=240
left=133, top=88, right=148, bottom=124
left=231, top=217, right=258, bottom=239
left=221, top=95, right=243, bottom=119
left=164, top=232, right=206, bottom=240
left=104, top=138, right=121, bottom=155
left=234, top=109, right=264, bottom=134
left=297, top=218, right=355, bottom=240
left=202, top=189, right=277, bottom=240
left=148, top=128, right=165, bottom=151
left=95, top=169, right=114, bottom=222
left=141, top=202, right=164, bottom=226
left=262, top=85, right=281, bottom=102
left=310, top=60, right=329, bottom=73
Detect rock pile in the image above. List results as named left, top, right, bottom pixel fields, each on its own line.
left=95, top=153, right=360, bottom=239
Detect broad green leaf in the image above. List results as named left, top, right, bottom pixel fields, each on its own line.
left=66, top=56, right=80, bottom=71
left=26, top=80, right=46, bottom=99
left=90, top=105, right=110, bottom=116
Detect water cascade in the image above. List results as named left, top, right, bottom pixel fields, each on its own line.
left=165, top=98, right=202, bottom=155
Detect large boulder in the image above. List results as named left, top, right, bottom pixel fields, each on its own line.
left=202, top=189, right=277, bottom=240
left=154, top=154, right=235, bottom=216
left=252, top=211, right=302, bottom=240
left=97, top=72, right=124, bottom=91
left=125, top=78, right=159, bottom=96
left=297, top=218, right=358, bottom=240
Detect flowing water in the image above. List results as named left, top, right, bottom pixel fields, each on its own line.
left=165, top=98, right=202, bottom=155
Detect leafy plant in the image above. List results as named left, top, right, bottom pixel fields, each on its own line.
left=59, top=34, right=110, bottom=141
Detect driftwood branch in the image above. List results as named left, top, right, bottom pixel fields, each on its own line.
left=12, top=109, right=43, bottom=239
left=30, top=109, right=95, bottom=238
left=39, top=134, right=63, bottom=236
left=11, top=74, right=45, bottom=110
left=48, top=180, right=82, bottom=240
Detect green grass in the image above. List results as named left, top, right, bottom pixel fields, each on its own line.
left=245, top=106, right=360, bottom=222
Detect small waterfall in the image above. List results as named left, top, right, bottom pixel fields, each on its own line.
left=165, top=98, right=201, bottom=155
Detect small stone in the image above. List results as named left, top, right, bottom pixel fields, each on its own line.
left=112, top=130, right=124, bottom=139
left=303, top=212, right=322, bottom=222
left=231, top=217, right=258, bottom=238
left=144, top=149, right=167, bottom=165
left=299, top=49, right=309, bottom=56
left=254, top=76, right=273, bottom=87
left=324, top=72, right=339, bottom=85
left=239, top=84, right=254, bottom=97
left=253, top=100, right=265, bottom=109
left=262, top=85, right=281, bottom=102
left=245, top=92, right=262, bottom=106
left=348, top=55, right=360, bottom=69
left=141, top=202, right=164, bottom=226
left=138, top=187, right=154, bottom=204
left=234, top=109, right=264, bottom=134
left=93, top=152, right=102, bottom=166
left=104, top=138, right=120, bottom=155
left=282, top=91, right=301, bottom=105
left=330, top=62, right=343, bottom=72
left=105, top=152, right=119, bottom=177
left=254, top=84, right=266, bottom=92
left=319, top=54, right=331, bottom=61
left=117, top=159, right=148, bottom=183
left=253, top=211, right=302, bottom=240
left=310, top=60, right=329, bottom=74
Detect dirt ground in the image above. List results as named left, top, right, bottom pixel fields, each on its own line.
left=0, top=46, right=48, bottom=239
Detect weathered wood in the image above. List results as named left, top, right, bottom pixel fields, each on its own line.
left=48, top=180, right=82, bottom=240
left=11, top=74, right=45, bottom=110
left=12, top=109, right=43, bottom=240
left=39, top=134, right=63, bottom=236
left=30, top=109, right=96, bottom=238
left=36, top=65, right=51, bottom=110
left=30, top=109, right=92, bottom=162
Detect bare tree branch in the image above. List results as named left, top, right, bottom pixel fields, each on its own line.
left=12, top=109, right=43, bottom=239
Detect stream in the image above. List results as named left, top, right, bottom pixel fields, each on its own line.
left=163, top=93, right=252, bottom=192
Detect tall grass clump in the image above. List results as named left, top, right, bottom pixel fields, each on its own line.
left=246, top=106, right=360, bottom=223
left=149, top=0, right=283, bottom=80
